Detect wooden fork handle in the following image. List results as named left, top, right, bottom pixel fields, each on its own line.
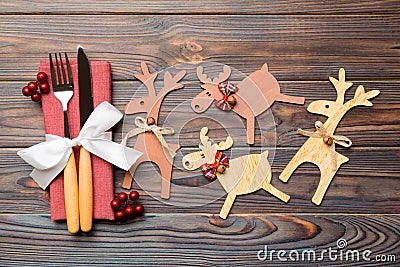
left=79, top=146, right=93, bottom=232
left=64, top=152, right=80, bottom=234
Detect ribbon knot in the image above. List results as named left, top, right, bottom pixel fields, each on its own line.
left=297, top=121, right=352, bottom=170
left=200, top=151, right=229, bottom=180
left=69, top=137, right=81, bottom=147
left=17, top=102, right=143, bottom=189
left=121, top=117, right=177, bottom=158
left=214, top=82, right=239, bottom=111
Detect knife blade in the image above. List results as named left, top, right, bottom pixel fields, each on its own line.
left=77, top=46, right=94, bottom=232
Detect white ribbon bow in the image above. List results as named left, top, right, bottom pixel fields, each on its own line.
left=17, top=101, right=143, bottom=189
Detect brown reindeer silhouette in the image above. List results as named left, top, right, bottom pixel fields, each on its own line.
left=122, top=61, right=186, bottom=199
left=191, top=64, right=305, bottom=144
left=279, top=68, right=380, bottom=205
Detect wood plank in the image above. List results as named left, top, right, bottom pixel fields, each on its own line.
left=0, top=214, right=398, bottom=265
left=2, top=81, right=398, bottom=148
left=1, top=1, right=399, bottom=14
left=4, top=147, right=399, bottom=214
left=0, top=15, right=398, bottom=81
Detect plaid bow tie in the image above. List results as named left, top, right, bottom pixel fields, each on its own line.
left=200, top=151, right=229, bottom=180
left=214, top=82, right=239, bottom=111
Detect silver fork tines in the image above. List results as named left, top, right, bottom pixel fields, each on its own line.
left=50, top=52, right=74, bottom=138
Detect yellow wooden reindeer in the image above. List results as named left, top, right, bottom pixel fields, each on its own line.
left=279, top=68, right=380, bottom=205
left=183, top=127, right=290, bottom=219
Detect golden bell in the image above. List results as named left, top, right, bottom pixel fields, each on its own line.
left=216, top=165, right=226, bottom=174
left=146, top=117, right=156, bottom=126
left=227, top=95, right=237, bottom=107
left=323, top=135, right=333, bottom=146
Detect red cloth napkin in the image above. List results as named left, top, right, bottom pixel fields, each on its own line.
left=39, top=59, right=114, bottom=221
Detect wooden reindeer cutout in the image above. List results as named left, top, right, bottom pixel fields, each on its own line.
left=122, top=61, right=186, bottom=199
left=279, top=68, right=380, bottom=205
left=182, top=127, right=290, bottom=219
left=191, top=64, right=305, bottom=144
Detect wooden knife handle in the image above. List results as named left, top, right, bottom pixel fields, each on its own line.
left=64, top=152, right=80, bottom=234
left=79, top=146, right=93, bottom=232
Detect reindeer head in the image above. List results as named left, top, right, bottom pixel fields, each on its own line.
left=307, top=68, right=354, bottom=117
left=307, top=68, right=379, bottom=119
left=191, top=65, right=231, bottom=113
left=125, top=61, right=186, bottom=119
left=182, top=127, right=233, bottom=170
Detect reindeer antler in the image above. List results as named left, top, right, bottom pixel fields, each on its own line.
left=329, top=68, right=353, bottom=104
left=197, top=65, right=231, bottom=84
left=158, top=70, right=186, bottom=96
left=134, top=61, right=158, bottom=97
left=217, top=136, right=233, bottom=151
left=352, top=85, right=380, bottom=107
left=200, top=127, right=210, bottom=143
left=199, top=127, right=214, bottom=153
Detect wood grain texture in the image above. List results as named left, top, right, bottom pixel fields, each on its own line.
left=0, top=214, right=398, bottom=266
left=0, top=15, right=398, bottom=81
left=1, top=2, right=399, bottom=265
left=0, top=0, right=399, bottom=14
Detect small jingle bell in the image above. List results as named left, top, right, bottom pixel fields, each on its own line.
left=323, top=135, right=333, bottom=146
left=216, top=165, right=226, bottom=174
left=146, top=117, right=156, bottom=126
left=227, top=95, right=237, bottom=107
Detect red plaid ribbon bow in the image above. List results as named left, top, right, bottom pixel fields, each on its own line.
left=200, top=151, right=229, bottom=180
left=214, top=82, right=239, bottom=111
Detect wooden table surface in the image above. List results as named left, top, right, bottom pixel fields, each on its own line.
left=1, top=1, right=399, bottom=266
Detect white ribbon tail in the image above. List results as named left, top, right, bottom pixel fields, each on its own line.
left=80, top=138, right=142, bottom=171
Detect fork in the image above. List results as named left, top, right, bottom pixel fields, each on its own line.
left=49, top=53, right=80, bottom=234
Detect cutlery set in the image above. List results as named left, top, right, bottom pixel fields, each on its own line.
left=50, top=47, right=94, bottom=233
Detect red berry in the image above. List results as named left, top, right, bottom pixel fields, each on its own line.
left=22, top=86, right=32, bottom=96
left=37, top=72, right=48, bottom=83
left=134, top=204, right=144, bottom=215
left=129, top=191, right=139, bottom=201
left=110, top=199, right=120, bottom=210
left=117, top=192, right=128, bottom=203
left=31, top=92, right=41, bottom=102
left=27, top=81, right=38, bottom=92
left=39, top=82, right=50, bottom=94
left=115, top=210, right=125, bottom=221
left=124, top=205, right=135, bottom=219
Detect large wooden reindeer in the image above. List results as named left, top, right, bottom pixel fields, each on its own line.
left=191, top=64, right=305, bottom=144
left=182, top=127, right=290, bottom=219
left=279, top=68, right=380, bottom=205
left=122, top=61, right=186, bottom=199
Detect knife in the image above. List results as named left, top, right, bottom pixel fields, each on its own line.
left=77, top=46, right=94, bottom=232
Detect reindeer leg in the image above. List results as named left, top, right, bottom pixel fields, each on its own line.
left=245, top=116, right=255, bottom=145
left=263, top=183, right=290, bottom=203
left=219, top=193, right=237, bottom=219
left=159, top=160, right=173, bottom=199
left=276, top=93, right=305, bottom=105
left=279, top=151, right=305, bottom=183
left=312, top=167, right=337, bottom=205
left=122, top=156, right=145, bottom=189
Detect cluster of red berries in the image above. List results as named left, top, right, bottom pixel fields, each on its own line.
left=110, top=191, right=144, bottom=221
left=21, top=72, right=50, bottom=102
